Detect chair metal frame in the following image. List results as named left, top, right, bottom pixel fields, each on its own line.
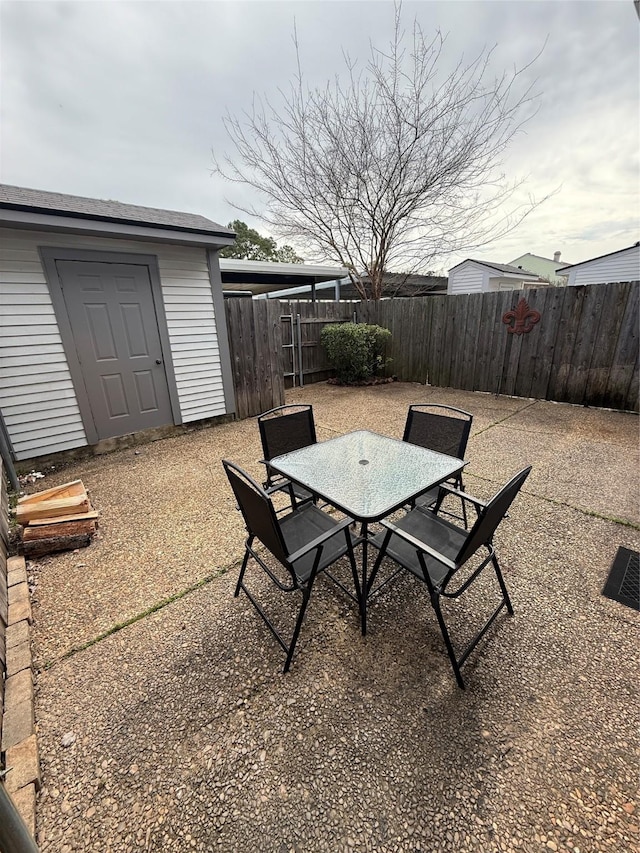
left=257, top=404, right=317, bottom=508
left=403, top=404, right=474, bottom=526
left=223, top=459, right=360, bottom=672
left=368, top=466, right=532, bottom=688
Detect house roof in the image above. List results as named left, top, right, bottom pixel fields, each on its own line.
left=509, top=252, right=574, bottom=266
left=556, top=242, right=640, bottom=272
left=358, top=272, right=447, bottom=292
left=449, top=258, right=539, bottom=278
left=0, top=184, right=235, bottom=243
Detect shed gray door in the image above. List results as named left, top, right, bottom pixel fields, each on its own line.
left=56, top=260, right=173, bottom=440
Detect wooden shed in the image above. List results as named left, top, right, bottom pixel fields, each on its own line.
left=447, top=259, right=540, bottom=295
left=556, top=242, right=640, bottom=285
left=0, top=184, right=237, bottom=462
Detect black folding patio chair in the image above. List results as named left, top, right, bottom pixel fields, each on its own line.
left=368, top=466, right=532, bottom=688
left=403, top=404, right=473, bottom=526
left=258, top=404, right=317, bottom=508
left=223, top=460, right=359, bottom=672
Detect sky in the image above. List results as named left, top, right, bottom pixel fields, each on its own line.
left=1, top=0, right=638, bottom=272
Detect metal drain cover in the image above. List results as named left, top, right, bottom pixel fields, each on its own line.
left=602, top=547, right=640, bottom=611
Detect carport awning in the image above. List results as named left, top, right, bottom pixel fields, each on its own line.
left=219, top=259, right=348, bottom=296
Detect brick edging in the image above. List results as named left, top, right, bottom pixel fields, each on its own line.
left=2, top=554, right=39, bottom=838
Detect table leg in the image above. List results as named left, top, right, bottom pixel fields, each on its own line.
left=360, top=522, right=368, bottom=636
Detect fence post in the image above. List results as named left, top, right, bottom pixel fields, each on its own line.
left=296, top=314, right=304, bottom=387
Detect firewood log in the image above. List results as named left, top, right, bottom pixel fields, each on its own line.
left=22, top=534, right=92, bottom=558
left=22, top=520, right=97, bottom=541
left=16, top=495, right=90, bottom=524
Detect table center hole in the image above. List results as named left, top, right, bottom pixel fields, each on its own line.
left=359, top=459, right=369, bottom=465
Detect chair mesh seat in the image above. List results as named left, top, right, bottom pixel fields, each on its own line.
left=281, top=505, right=351, bottom=582
left=414, top=486, right=440, bottom=511
left=371, top=508, right=465, bottom=587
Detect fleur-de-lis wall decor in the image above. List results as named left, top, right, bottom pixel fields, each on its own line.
left=502, top=298, right=541, bottom=335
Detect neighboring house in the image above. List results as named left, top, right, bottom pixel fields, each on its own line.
left=0, top=184, right=237, bottom=462
left=508, top=251, right=572, bottom=286
left=447, top=259, right=540, bottom=295
left=556, top=242, right=640, bottom=286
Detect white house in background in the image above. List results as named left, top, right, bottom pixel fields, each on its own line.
left=0, top=184, right=237, bottom=461
left=447, top=259, right=540, bottom=295
left=556, top=242, right=640, bottom=286
left=508, top=251, right=572, bottom=286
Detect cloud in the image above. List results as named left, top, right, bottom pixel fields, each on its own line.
left=1, top=0, right=638, bottom=265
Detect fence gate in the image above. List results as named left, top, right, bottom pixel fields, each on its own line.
left=280, top=306, right=356, bottom=388
left=280, top=314, right=302, bottom=388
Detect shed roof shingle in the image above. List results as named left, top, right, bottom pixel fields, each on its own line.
left=0, top=184, right=234, bottom=237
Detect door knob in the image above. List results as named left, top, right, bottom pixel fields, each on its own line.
left=155, top=359, right=162, bottom=365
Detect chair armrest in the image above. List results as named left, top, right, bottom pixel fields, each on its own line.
left=260, top=462, right=296, bottom=499
left=438, top=483, right=488, bottom=510
left=265, top=482, right=291, bottom=497
left=287, top=516, right=354, bottom=565
left=379, top=518, right=457, bottom=572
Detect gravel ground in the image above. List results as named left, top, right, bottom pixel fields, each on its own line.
left=28, top=383, right=639, bottom=852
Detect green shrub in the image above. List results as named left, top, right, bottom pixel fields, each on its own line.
left=320, top=323, right=392, bottom=384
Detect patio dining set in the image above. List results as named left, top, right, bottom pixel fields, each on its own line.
left=223, top=404, right=531, bottom=689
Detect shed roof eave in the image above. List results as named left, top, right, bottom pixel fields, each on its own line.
left=0, top=208, right=236, bottom=248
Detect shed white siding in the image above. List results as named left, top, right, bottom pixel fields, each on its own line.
left=561, top=245, right=640, bottom=286
left=0, top=227, right=227, bottom=460
left=493, top=277, right=520, bottom=291
left=448, top=264, right=484, bottom=294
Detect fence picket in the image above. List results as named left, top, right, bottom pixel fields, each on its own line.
left=583, top=282, right=631, bottom=407
left=604, top=284, right=639, bottom=411
left=528, top=288, right=566, bottom=401
left=567, top=284, right=610, bottom=404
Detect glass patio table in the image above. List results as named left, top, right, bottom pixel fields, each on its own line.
left=269, top=429, right=466, bottom=633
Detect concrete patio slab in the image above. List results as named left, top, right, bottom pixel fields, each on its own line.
left=19, top=382, right=639, bottom=852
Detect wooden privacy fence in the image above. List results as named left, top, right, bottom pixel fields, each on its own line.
left=225, top=282, right=639, bottom=418
left=358, top=282, right=639, bottom=411
left=225, top=299, right=356, bottom=418
left=224, top=298, right=285, bottom=421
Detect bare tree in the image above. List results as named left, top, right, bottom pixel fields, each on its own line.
left=214, top=5, right=546, bottom=300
